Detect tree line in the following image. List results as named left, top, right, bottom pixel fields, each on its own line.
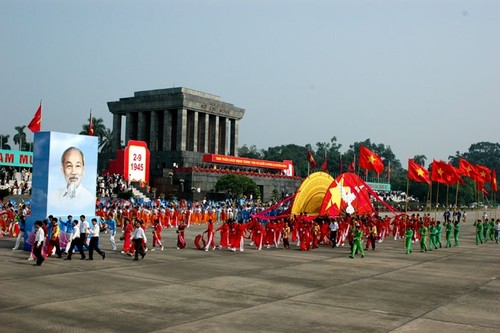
left=238, top=138, right=500, bottom=206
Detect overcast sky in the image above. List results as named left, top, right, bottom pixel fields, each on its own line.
left=1, top=0, right=499, bottom=167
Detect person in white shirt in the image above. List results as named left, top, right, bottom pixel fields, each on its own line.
left=79, top=215, right=90, bottom=251
left=329, top=218, right=339, bottom=248
left=65, top=220, right=86, bottom=260
left=88, top=218, right=105, bottom=260
left=131, top=220, right=147, bottom=261
left=33, top=220, right=45, bottom=266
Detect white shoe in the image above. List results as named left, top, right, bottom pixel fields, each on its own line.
left=161, top=246, right=164, bottom=251
left=204, top=248, right=208, bottom=251
left=240, top=249, right=244, bottom=252
left=150, top=248, right=155, bottom=251
left=12, top=248, right=17, bottom=250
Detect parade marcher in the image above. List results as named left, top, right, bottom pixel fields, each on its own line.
left=282, top=222, right=291, bottom=249
left=203, top=219, right=216, bottom=251
left=444, top=220, right=453, bottom=248
left=47, top=217, right=62, bottom=258
left=61, top=215, right=74, bottom=254
left=176, top=220, right=187, bottom=249
left=87, top=218, right=105, bottom=260
left=474, top=219, right=484, bottom=245
left=121, top=218, right=134, bottom=254
left=428, top=222, right=438, bottom=251
left=150, top=219, right=164, bottom=251
left=453, top=221, right=460, bottom=246
left=349, top=224, right=364, bottom=259
left=66, top=220, right=86, bottom=260
left=404, top=225, right=414, bottom=254
left=215, top=219, right=229, bottom=250
left=12, top=214, right=26, bottom=251
left=435, top=221, right=443, bottom=248
left=103, top=214, right=117, bottom=251
left=131, top=220, right=147, bottom=261
left=365, top=221, right=377, bottom=251
left=79, top=215, right=90, bottom=251
left=33, top=221, right=45, bottom=266
left=419, top=223, right=428, bottom=252
left=329, top=218, right=338, bottom=248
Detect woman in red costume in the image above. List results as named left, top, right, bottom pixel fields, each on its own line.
left=121, top=218, right=134, bottom=255
left=215, top=219, right=229, bottom=249
left=176, top=219, right=187, bottom=249
left=203, top=219, right=215, bottom=251
left=150, top=219, right=164, bottom=251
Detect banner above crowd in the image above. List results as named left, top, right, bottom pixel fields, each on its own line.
left=0, top=149, right=33, bottom=168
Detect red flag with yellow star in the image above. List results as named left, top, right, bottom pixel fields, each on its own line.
left=28, top=103, right=42, bottom=132
left=307, top=150, right=316, bottom=169
left=458, top=159, right=478, bottom=179
left=408, top=159, right=430, bottom=185
left=319, top=173, right=374, bottom=216
left=431, top=160, right=454, bottom=185
left=359, top=145, right=384, bottom=175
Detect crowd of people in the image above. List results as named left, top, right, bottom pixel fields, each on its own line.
left=0, top=167, right=31, bottom=195
left=1, top=193, right=500, bottom=267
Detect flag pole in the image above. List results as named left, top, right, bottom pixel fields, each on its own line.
left=405, top=178, right=410, bottom=213
left=435, top=182, right=440, bottom=221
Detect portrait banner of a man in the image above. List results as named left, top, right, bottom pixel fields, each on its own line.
left=31, top=132, right=98, bottom=218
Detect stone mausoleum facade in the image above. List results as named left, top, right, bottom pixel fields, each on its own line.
left=106, top=87, right=301, bottom=200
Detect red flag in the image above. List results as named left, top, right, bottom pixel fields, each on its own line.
left=474, top=164, right=491, bottom=183
left=307, top=150, right=316, bottom=169
left=448, top=163, right=465, bottom=185
left=88, top=109, right=94, bottom=136
left=321, top=160, right=327, bottom=172
left=321, top=152, right=328, bottom=172
left=359, top=145, right=384, bottom=174
left=458, top=159, right=478, bottom=179
left=348, top=159, right=355, bottom=172
left=431, top=160, right=457, bottom=185
left=491, top=169, right=498, bottom=192
left=408, top=159, right=430, bottom=184
left=28, top=104, right=42, bottom=132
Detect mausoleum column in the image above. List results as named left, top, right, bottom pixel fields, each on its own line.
left=112, top=113, right=121, bottom=152
left=192, top=111, right=198, bottom=153
left=202, top=113, right=209, bottom=153
left=125, top=112, right=135, bottom=144
left=150, top=111, right=158, bottom=151
left=137, top=112, right=146, bottom=141
left=163, top=110, right=172, bottom=151
left=177, top=108, right=187, bottom=151
left=230, top=119, right=239, bottom=156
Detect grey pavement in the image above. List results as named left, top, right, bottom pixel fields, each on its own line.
left=0, top=212, right=498, bottom=333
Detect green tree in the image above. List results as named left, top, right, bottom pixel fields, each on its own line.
left=238, top=144, right=263, bottom=159
left=412, top=154, right=427, bottom=167
left=80, top=116, right=112, bottom=152
left=13, top=125, right=27, bottom=151
left=99, top=128, right=114, bottom=154
left=215, top=174, right=260, bottom=198
left=263, top=144, right=311, bottom=178
left=315, top=136, right=343, bottom=176
left=0, top=135, right=11, bottom=150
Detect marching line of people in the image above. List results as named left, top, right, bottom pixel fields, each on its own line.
left=2, top=204, right=500, bottom=267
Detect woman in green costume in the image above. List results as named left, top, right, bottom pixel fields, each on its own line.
left=453, top=221, right=460, bottom=246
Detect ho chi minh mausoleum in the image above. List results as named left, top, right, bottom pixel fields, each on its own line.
left=106, top=87, right=301, bottom=201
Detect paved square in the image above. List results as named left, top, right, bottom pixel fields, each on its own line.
left=0, top=213, right=498, bottom=333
